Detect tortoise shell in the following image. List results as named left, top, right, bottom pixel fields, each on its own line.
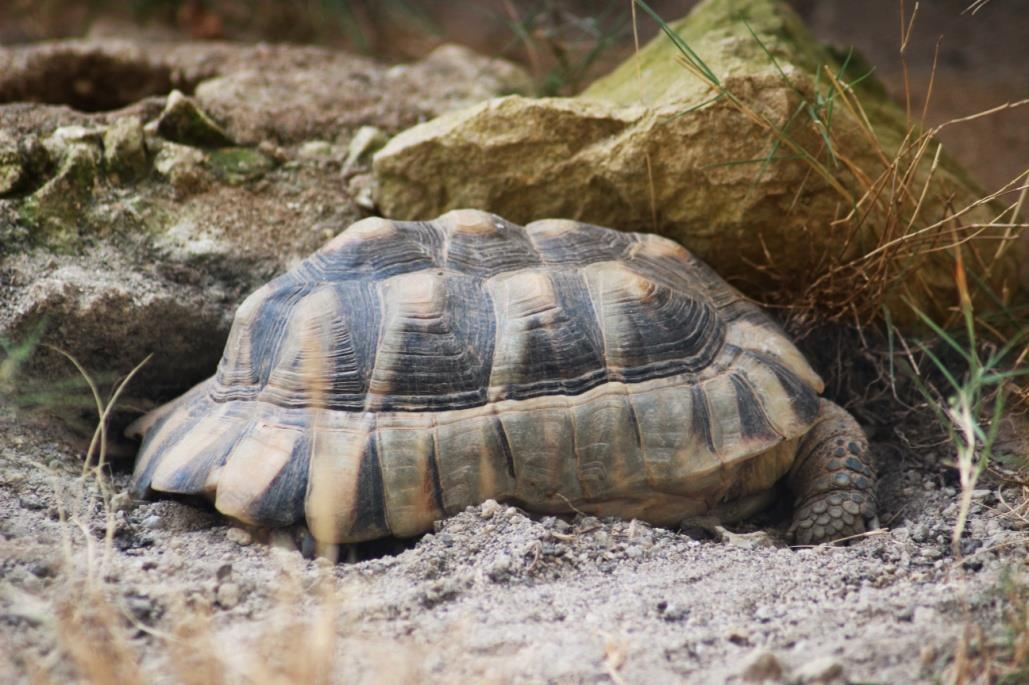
left=130, top=209, right=825, bottom=543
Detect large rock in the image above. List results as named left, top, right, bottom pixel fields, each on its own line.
left=373, top=0, right=1024, bottom=325
left=0, top=40, right=528, bottom=408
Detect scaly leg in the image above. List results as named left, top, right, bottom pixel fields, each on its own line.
left=788, top=400, right=878, bottom=544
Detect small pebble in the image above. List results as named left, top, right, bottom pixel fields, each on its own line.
left=110, top=492, right=132, bottom=512
left=795, top=656, right=843, bottom=683
left=480, top=499, right=502, bottom=519
left=489, top=553, right=512, bottom=579
left=216, top=582, right=241, bottom=609
left=739, top=648, right=783, bottom=682
left=656, top=601, right=688, bottom=622
left=726, top=627, right=751, bottom=645
left=913, top=606, right=937, bottom=624
left=226, top=528, right=252, bottom=546
left=142, top=515, right=162, bottom=530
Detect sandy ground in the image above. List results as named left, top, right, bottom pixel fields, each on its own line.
left=1, top=407, right=1025, bottom=684
left=0, top=3, right=1026, bottom=683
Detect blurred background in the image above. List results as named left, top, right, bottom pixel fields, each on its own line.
left=0, top=0, right=1025, bottom=189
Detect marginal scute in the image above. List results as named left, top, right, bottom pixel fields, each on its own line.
left=130, top=211, right=828, bottom=542
left=214, top=421, right=305, bottom=525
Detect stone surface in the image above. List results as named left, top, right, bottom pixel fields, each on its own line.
left=794, top=655, right=844, bottom=683
left=0, top=39, right=525, bottom=405
left=373, top=0, right=1023, bottom=326
left=740, top=648, right=785, bottom=682
left=0, top=406, right=1024, bottom=684
left=155, top=89, right=234, bottom=148
left=102, top=115, right=147, bottom=183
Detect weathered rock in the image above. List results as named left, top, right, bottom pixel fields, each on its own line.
left=794, top=656, right=844, bottom=684
left=22, top=141, right=99, bottom=244
left=215, top=582, right=241, bottom=609
left=192, top=43, right=531, bottom=146
left=152, top=141, right=211, bottom=196
left=740, top=648, right=785, bottom=682
left=207, top=147, right=275, bottom=185
left=0, top=249, right=231, bottom=397
left=344, top=125, right=389, bottom=169
left=0, top=39, right=527, bottom=410
left=0, top=133, right=24, bottom=195
left=156, top=90, right=234, bottom=148
left=373, top=0, right=1023, bottom=325
left=102, top=116, right=148, bottom=183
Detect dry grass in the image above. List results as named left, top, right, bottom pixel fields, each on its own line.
left=8, top=352, right=429, bottom=685
left=630, top=2, right=1027, bottom=683
left=634, top=0, right=1027, bottom=335
left=3, top=4, right=1026, bottom=683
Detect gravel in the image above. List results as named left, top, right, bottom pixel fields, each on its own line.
left=0, top=414, right=1025, bottom=684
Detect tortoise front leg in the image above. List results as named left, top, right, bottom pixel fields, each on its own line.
left=787, top=400, right=878, bottom=545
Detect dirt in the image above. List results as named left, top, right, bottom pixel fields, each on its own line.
left=0, top=405, right=1025, bottom=684
left=1, top=4, right=1027, bottom=683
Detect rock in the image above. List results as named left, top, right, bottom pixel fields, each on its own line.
left=18, top=496, right=44, bottom=510
left=347, top=173, right=377, bottom=211
left=794, top=656, right=844, bottom=683
left=739, top=648, right=784, bottom=682
left=298, top=140, right=336, bottom=161
left=22, top=142, right=99, bottom=245
left=142, top=515, right=162, bottom=530
left=488, top=553, right=513, bottom=579
left=152, top=141, right=210, bottom=196
left=226, top=527, right=252, bottom=546
left=216, top=581, right=241, bottom=609
left=110, top=491, right=133, bottom=512
left=0, top=133, right=24, bottom=195
left=969, top=489, right=993, bottom=502
left=480, top=499, right=502, bottom=519
left=207, top=147, right=275, bottom=185
left=156, top=90, right=235, bottom=148
left=373, top=0, right=1023, bottom=326
left=386, top=44, right=533, bottom=110
left=721, top=529, right=776, bottom=550
left=0, top=250, right=229, bottom=398
left=0, top=38, right=527, bottom=409
left=103, top=116, right=148, bottom=183
left=194, top=43, right=530, bottom=146
left=656, top=601, right=689, bottom=622
left=345, top=126, right=389, bottom=169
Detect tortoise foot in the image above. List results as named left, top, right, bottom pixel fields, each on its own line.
left=787, top=400, right=877, bottom=545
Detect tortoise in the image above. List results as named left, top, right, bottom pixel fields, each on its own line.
left=129, top=209, right=877, bottom=548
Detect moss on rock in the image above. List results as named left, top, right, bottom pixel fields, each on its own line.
left=156, top=90, right=235, bottom=148
left=374, top=0, right=1023, bottom=325
left=208, top=147, right=275, bottom=184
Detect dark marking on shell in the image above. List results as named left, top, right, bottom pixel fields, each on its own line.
left=493, top=415, right=517, bottom=481
left=251, top=434, right=311, bottom=526
left=427, top=432, right=446, bottom=516
left=729, top=373, right=776, bottom=441
left=354, top=433, right=390, bottom=538
left=689, top=385, right=716, bottom=453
